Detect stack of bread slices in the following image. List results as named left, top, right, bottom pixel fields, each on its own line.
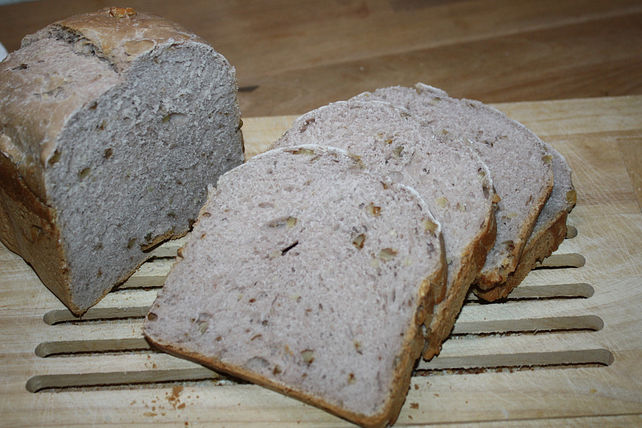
left=144, top=83, right=575, bottom=427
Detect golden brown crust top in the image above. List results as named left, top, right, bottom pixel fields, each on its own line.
left=45, top=7, right=204, bottom=68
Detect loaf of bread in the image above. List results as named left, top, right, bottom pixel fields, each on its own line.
left=475, top=146, right=575, bottom=300
left=144, top=145, right=446, bottom=428
left=0, top=8, right=244, bottom=315
left=272, top=99, right=496, bottom=359
left=354, top=84, right=554, bottom=289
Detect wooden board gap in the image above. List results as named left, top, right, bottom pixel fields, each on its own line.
left=43, top=306, right=150, bottom=325
left=535, top=253, right=586, bottom=269
left=35, top=338, right=151, bottom=358
left=466, top=283, right=594, bottom=302
left=416, top=348, right=614, bottom=373
left=26, top=368, right=239, bottom=393
left=566, top=225, right=578, bottom=238
left=451, top=315, right=603, bottom=335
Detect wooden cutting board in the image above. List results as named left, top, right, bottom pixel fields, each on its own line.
left=1, top=96, right=640, bottom=427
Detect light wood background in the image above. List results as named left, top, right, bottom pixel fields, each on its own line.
left=0, top=1, right=640, bottom=114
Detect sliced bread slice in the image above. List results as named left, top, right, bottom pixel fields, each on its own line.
left=354, top=84, right=554, bottom=288
left=272, top=100, right=496, bottom=359
left=475, top=146, right=575, bottom=300
left=143, top=145, right=446, bottom=428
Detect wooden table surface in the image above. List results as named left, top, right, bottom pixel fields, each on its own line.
left=0, top=0, right=640, bottom=115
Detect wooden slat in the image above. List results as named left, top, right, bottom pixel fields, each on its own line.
left=566, top=225, right=578, bottom=238
left=33, top=313, right=603, bottom=358
left=417, top=348, right=614, bottom=371
left=535, top=253, right=585, bottom=269
left=35, top=338, right=151, bottom=357
left=466, top=283, right=594, bottom=301
left=25, top=348, right=612, bottom=393
left=451, top=315, right=603, bottom=335
left=25, top=368, right=222, bottom=393
left=43, top=306, right=150, bottom=325
left=118, top=260, right=173, bottom=289
left=145, top=237, right=187, bottom=259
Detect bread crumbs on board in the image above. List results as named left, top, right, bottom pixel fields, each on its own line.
left=166, top=385, right=185, bottom=409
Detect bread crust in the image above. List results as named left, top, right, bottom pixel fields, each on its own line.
left=353, top=84, right=554, bottom=291
left=23, top=7, right=203, bottom=68
left=410, top=84, right=555, bottom=289
left=474, top=211, right=567, bottom=302
left=0, top=151, right=74, bottom=309
left=423, top=205, right=497, bottom=359
left=476, top=146, right=574, bottom=301
left=18, top=7, right=203, bottom=168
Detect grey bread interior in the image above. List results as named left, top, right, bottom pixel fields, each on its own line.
left=273, top=100, right=495, bottom=358
left=52, top=42, right=240, bottom=310
left=144, top=145, right=444, bottom=423
left=354, top=84, right=554, bottom=287
left=0, top=21, right=243, bottom=312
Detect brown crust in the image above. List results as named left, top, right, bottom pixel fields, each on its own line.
left=0, top=151, right=74, bottom=310
left=406, top=84, right=556, bottom=291
left=423, top=202, right=497, bottom=359
left=423, top=232, right=448, bottom=311
left=147, top=334, right=414, bottom=428
left=474, top=212, right=567, bottom=302
left=29, top=7, right=203, bottom=72
left=474, top=172, right=554, bottom=290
